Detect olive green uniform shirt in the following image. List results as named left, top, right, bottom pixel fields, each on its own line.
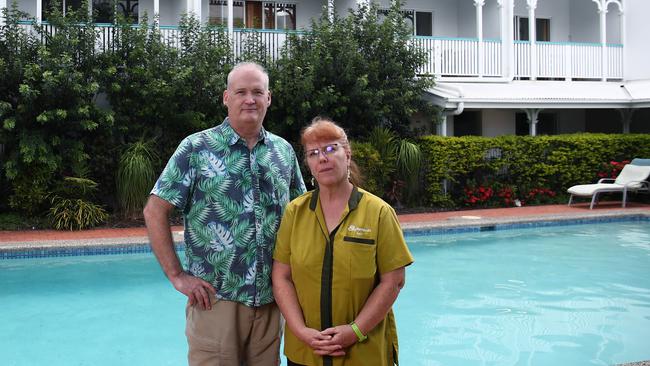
left=274, top=187, right=414, bottom=366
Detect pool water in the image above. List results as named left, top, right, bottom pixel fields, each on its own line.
left=399, top=222, right=650, bottom=366
left=1, top=221, right=649, bottom=366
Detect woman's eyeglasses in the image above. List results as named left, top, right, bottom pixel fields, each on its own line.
left=305, top=143, right=342, bottom=160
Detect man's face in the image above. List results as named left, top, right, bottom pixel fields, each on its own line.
left=223, top=67, right=271, bottom=128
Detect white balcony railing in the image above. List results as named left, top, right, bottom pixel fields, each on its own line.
left=514, top=40, right=623, bottom=80
left=15, top=22, right=624, bottom=81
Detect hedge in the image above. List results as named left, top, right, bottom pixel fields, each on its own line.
left=418, top=134, right=650, bottom=207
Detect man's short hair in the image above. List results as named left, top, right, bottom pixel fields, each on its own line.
left=227, top=62, right=269, bottom=90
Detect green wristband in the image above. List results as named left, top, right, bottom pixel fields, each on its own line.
left=350, top=322, right=368, bottom=342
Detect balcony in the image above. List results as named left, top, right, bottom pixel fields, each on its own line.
left=16, top=22, right=624, bottom=81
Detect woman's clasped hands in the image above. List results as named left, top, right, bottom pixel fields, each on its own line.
left=296, top=324, right=359, bottom=357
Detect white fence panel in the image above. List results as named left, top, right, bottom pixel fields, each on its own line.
left=571, top=43, right=602, bottom=79
left=537, top=42, right=566, bottom=78
left=483, top=39, right=501, bottom=77
left=514, top=41, right=530, bottom=78
left=412, top=37, right=436, bottom=75
left=607, top=44, right=623, bottom=79
left=14, top=22, right=626, bottom=82
left=438, top=38, right=479, bottom=76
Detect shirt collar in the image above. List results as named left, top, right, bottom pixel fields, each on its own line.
left=309, top=186, right=363, bottom=212
left=221, top=117, right=269, bottom=146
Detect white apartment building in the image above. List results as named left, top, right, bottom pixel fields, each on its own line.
left=2, top=0, right=649, bottom=136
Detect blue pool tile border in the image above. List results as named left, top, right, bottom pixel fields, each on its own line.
left=403, top=214, right=650, bottom=238
left=0, top=243, right=184, bottom=260
left=1, top=215, right=648, bottom=259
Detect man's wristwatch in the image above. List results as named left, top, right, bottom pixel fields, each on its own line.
left=349, top=322, right=368, bottom=342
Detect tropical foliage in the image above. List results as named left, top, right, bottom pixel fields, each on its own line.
left=266, top=0, right=435, bottom=142
left=116, top=139, right=158, bottom=218
left=48, top=177, right=108, bottom=230
left=418, top=134, right=650, bottom=207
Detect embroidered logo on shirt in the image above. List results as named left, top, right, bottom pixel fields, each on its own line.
left=348, top=225, right=371, bottom=234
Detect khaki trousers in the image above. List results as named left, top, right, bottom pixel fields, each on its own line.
left=185, top=297, right=281, bottom=366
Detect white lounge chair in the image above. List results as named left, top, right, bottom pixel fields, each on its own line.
left=567, top=163, right=650, bottom=209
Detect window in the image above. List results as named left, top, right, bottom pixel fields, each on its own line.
left=116, top=0, right=138, bottom=23
left=92, top=0, right=113, bottom=23
left=415, top=11, right=432, bottom=37
left=516, top=112, right=557, bottom=135
left=43, top=0, right=83, bottom=21
left=209, top=1, right=245, bottom=27
left=245, top=1, right=263, bottom=28
left=378, top=9, right=433, bottom=36
left=275, top=3, right=295, bottom=30
left=515, top=17, right=550, bottom=41
left=209, top=1, right=294, bottom=30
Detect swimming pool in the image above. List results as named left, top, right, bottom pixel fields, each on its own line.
left=1, top=220, right=649, bottom=366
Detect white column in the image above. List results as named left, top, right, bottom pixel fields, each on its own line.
left=0, top=0, right=7, bottom=27
left=194, top=0, right=202, bottom=23
left=599, top=7, right=608, bottom=81
left=475, top=0, right=485, bottom=78
left=154, top=0, right=159, bottom=18
left=228, top=0, right=234, bottom=37
left=497, top=0, right=512, bottom=79
left=327, top=0, right=335, bottom=22
left=618, top=109, right=635, bottom=134
left=186, top=0, right=193, bottom=15
left=437, top=114, right=448, bottom=136
left=36, top=0, right=42, bottom=23
left=525, top=109, right=540, bottom=136
left=620, top=7, right=625, bottom=79
left=527, top=0, right=537, bottom=80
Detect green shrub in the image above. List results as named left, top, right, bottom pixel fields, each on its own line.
left=48, top=196, right=109, bottom=230
left=351, top=141, right=384, bottom=195
left=418, top=134, right=650, bottom=208
left=267, top=0, right=435, bottom=142
left=116, top=139, right=158, bottom=219
left=47, top=177, right=108, bottom=230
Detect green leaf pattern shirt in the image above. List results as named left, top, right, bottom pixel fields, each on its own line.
left=151, top=118, right=306, bottom=307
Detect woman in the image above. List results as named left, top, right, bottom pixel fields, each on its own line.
left=272, top=117, right=414, bottom=366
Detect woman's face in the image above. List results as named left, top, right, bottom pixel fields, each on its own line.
left=304, top=139, right=350, bottom=188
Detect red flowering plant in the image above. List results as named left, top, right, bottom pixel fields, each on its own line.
left=463, top=185, right=495, bottom=207
left=597, top=160, right=631, bottom=179
left=522, top=187, right=557, bottom=205
left=496, top=185, right=519, bottom=207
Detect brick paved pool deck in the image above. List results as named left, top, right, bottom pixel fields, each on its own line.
left=1, top=201, right=649, bottom=249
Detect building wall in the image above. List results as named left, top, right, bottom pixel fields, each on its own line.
left=378, top=0, right=459, bottom=37
left=447, top=114, right=455, bottom=136
left=624, top=0, right=650, bottom=80
left=568, top=0, right=622, bottom=44
left=300, top=0, right=327, bottom=29
left=457, top=0, right=475, bottom=38
left=514, top=0, right=571, bottom=42
left=481, top=109, right=514, bottom=136
left=15, top=0, right=36, bottom=19
left=471, top=108, right=588, bottom=137
left=569, top=0, right=599, bottom=43
left=482, top=0, right=501, bottom=40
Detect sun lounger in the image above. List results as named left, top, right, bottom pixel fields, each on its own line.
left=567, top=162, right=650, bottom=209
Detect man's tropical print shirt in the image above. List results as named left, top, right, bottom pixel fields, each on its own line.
left=151, top=118, right=306, bottom=307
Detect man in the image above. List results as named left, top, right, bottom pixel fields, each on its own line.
left=144, top=62, right=306, bottom=366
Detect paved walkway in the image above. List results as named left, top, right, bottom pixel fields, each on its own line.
left=1, top=201, right=649, bottom=249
